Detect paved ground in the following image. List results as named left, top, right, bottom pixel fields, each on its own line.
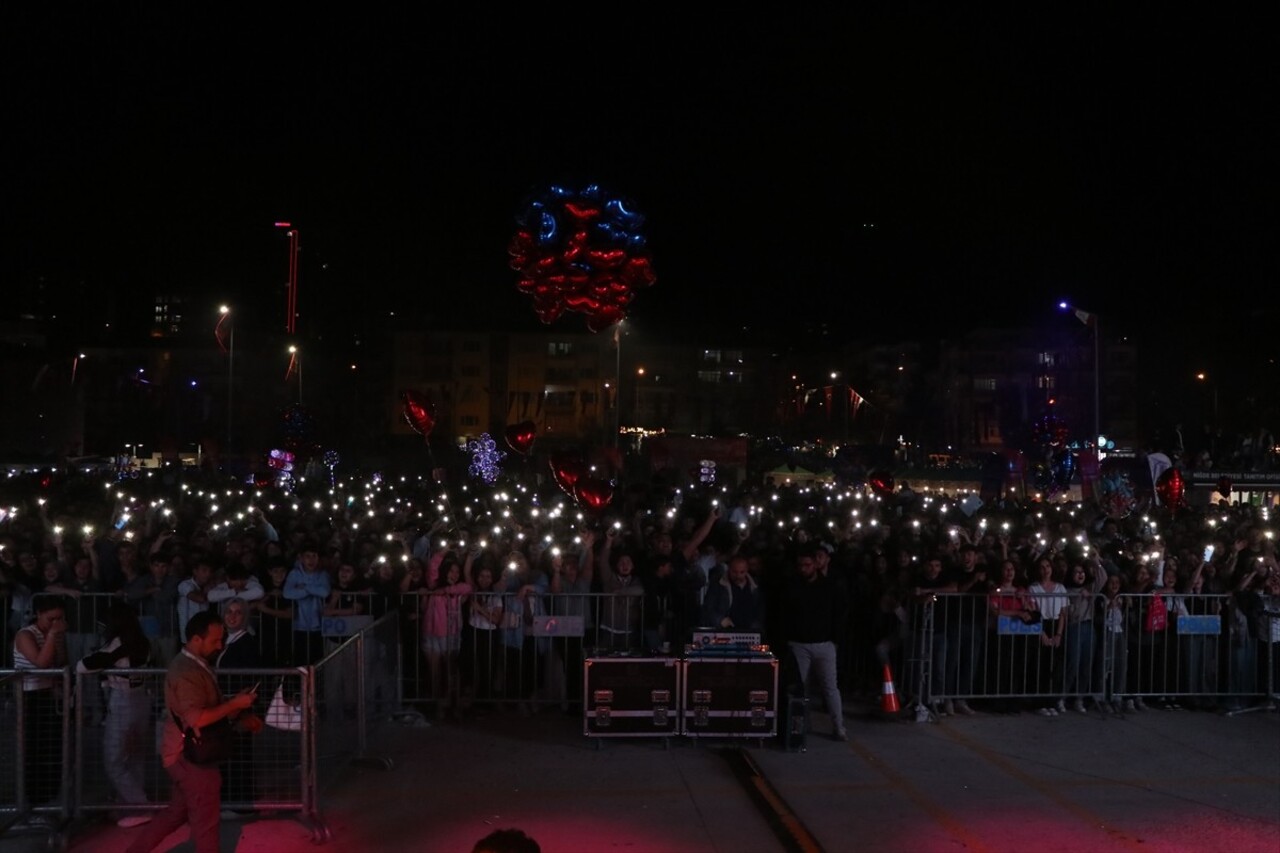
left=3, top=699, right=1278, bottom=852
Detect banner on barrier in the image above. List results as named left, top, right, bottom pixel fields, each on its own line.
left=997, top=616, right=1043, bottom=636
left=323, top=615, right=373, bottom=636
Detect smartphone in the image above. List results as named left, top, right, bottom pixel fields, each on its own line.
left=1203, top=544, right=1215, bottom=561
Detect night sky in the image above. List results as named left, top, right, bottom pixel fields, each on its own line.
left=6, top=12, right=1273, bottom=365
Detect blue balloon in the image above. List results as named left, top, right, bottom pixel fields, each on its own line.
left=536, top=210, right=558, bottom=245
left=580, top=184, right=603, bottom=200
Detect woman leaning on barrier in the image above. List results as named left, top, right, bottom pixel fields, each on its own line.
left=985, top=557, right=1037, bottom=713
left=13, top=593, right=68, bottom=810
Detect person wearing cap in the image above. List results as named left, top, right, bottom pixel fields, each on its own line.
left=283, top=542, right=329, bottom=665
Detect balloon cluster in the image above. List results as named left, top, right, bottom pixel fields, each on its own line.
left=698, top=459, right=717, bottom=486
left=323, top=450, right=340, bottom=486
left=267, top=448, right=296, bottom=492
left=1032, top=413, right=1071, bottom=448
left=1097, top=459, right=1137, bottom=519
left=281, top=404, right=317, bottom=458
left=508, top=184, right=657, bottom=332
left=467, top=433, right=506, bottom=485
left=1036, top=448, right=1077, bottom=497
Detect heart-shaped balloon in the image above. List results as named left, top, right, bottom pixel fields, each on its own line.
left=401, top=390, right=436, bottom=438
left=504, top=421, right=537, bottom=456
left=1156, top=468, right=1185, bottom=510
left=586, top=306, right=625, bottom=333
left=574, top=477, right=614, bottom=514
left=549, top=453, right=586, bottom=495
left=868, top=470, right=894, bottom=498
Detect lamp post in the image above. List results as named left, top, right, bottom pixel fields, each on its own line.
left=613, top=321, right=623, bottom=448
left=1059, top=301, right=1100, bottom=445
left=218, top=306, right=234, bottom=451
left=1196, top=372, right=1218, bottom=423
left=635, top=366, right=645, bottom=425
left=288, top=345, right=302, bottom=404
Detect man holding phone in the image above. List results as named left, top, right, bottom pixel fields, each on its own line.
left=125, top=611, right=258, bottom=853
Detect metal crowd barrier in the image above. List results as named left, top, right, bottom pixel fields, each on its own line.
left=0, top=611, right=405, bottom=848
left=0, top=668, right=73, bottom=848
left=904, top=592, right=1278, bottom=715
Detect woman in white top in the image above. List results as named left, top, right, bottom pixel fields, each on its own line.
left=1028, top=558, right=1067, bottom=715
left=13, top=594, right=68, bottom=807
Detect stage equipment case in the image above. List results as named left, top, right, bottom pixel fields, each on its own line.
left=583, top=656, right=680, bottom=738
left=681, top=654, right=778, bottom=739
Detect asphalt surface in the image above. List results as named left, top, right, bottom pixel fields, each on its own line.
left=3, top=698, right=1278, bottom=852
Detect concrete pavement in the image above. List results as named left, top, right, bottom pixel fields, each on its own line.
left=4, top=700, right=1278, bottom=852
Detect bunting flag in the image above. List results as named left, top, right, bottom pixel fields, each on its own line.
left=1073, top=308, right=1096, bottom=328
left=848, top=386, right=866, bottom=416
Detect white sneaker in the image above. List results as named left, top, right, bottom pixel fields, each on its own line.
left=943, top=699, right=955, bottom=716
left=1071, top=699, right=1086, bottom=714
left=954, top=700, right=976, bottom=716
left=117, top=815, right=152, bottom=829
left=1122, top=699, right=1136, bottom=712
left=1055, top=699, right=1066, bottom=714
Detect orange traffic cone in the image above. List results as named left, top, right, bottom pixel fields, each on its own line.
left=880, top=664, right=901, bottom=714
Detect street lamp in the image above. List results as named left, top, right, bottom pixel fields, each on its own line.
left=218, top=306, right=234, bottom=451
left=1059, top=301, right=1100, bottom=445
left=1196, top=372, right=1218, bottom=422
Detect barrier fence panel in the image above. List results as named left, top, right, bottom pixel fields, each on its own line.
left=1, top=667, right=72, bottom=844
left=72, top=667, right=313, bottom=822
left=361, top=613, right=407, bottom=732
left=312, top=630, right=364, bottom=798
left=396, top=591, right=651, bottom=714
left=906, top=592, right=1275, bottom=714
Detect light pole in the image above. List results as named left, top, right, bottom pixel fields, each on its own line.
left=218, top=306, right=234, bottom=450
left=1196, top=372, right=1218, bottom=423
left=1059, top=301, right=1100, bottom=445
left=275, top=222, right=299, bottom=336
left=635, top=366, right=645, bottom=425
left=288, top=346, right=302, bottom=404
left=613, top=321, right=623, bottom=448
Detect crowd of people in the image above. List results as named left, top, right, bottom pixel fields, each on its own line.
left=2, top=460, right=1278, bottom=746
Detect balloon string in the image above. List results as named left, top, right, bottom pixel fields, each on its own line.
left=424, top=440, right=462, bottom=540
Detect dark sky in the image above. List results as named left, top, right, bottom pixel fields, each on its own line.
left=5, top=11, right=1273, bottom=357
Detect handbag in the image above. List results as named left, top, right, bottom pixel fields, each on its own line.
left=173, top=713, right=233, bottom=766
left=1144, top=593, right=1167, bottom=633
left=265, top=682, right=304, bottom=731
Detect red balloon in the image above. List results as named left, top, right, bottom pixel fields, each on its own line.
left=549, top=453, right=586, bottom=495
left=401, top=390, right=436, bottom=438
left=868, top=470, right=894, bottom=498
left=574, top=477, right=614, bottom=514
left=504, top=421, right=537, bottom=456
left=1156, top=468, right=1185, bottom=510
left=586, top=306, right=625, bottom=333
